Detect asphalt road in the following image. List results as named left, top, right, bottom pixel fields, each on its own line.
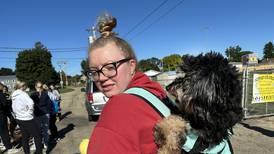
left=231, top=116, right=274, bottom=154
left=47, top=86, right=95, bottom=154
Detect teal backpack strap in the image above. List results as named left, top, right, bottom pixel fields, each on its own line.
left=125, top=87, right=232, bottom=154
left=124, top=87, right=171, bottom=117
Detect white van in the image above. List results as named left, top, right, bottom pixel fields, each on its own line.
left=83, top=79, right=109, bottom=121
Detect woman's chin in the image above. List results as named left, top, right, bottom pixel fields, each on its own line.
left=103, top=90, right=120, bottom=98
left=103, top=91, right=114, bottom=98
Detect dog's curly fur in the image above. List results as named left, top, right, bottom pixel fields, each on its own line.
left=154, top=115, right=188, bottom=154
left=154, top=52, right=243, bottom=154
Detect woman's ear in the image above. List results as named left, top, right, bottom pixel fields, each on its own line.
left=129, top=59, right=137, bottom=75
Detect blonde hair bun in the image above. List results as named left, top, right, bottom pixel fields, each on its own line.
left=96, top=12, right=117, bottom=38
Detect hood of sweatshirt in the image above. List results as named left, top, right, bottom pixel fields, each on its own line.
left=127, top=71, right=167, bottom=99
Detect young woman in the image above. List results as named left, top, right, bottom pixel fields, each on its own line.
left=11, top=81, right=42, bottom=154
left=44, top=84, right=59, bottom=142
left=30, top=81, right=51, bottom=149
left=87, top=13, right=167, bottom=153
left=49, top=84, right=62, bottom=121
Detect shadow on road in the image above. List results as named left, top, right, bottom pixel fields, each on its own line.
left=240, top=122, right=274, bottom=137
left=60, top=111, right=72, bottom=120
left=47, top=123, right=75, bottom=153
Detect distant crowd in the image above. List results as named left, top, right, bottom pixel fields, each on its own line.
left=0, top=81, right=62, bottom=154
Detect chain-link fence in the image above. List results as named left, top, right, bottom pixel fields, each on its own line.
left=242, top=66, right=274, bottom=118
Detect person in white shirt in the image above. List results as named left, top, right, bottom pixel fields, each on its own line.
left=11, top=81, right=43, bottom=154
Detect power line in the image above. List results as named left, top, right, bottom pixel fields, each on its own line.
left=0, top=47, right=87, bottom=53
left=0, top=47, right=87, bottom=50
left=47, top=47, right=87, bottom=50
left=123, top=0, right=169, bottom=38
left=53, top=58, right=86, bottom=60
left=129, top=0, right=185, bottom=41
left=0, top=49, right=85, bottom=53
left=0, top=57, right=87, bottom=60
left=0, top=47, right=30, bottom=50
left=0, top=57, right=16, bottom=59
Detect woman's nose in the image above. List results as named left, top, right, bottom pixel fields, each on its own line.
left=98, top=72, right=109, bottom=81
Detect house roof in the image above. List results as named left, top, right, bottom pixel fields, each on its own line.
left=166, top=71, right=177, bottom=75
left=144, top=70, right=161, bottom=77
left=0, top=75, right=16, bottom=80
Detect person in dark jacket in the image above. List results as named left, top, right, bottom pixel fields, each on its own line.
left=0, top=83, right=20, bottom=153
left=2, top=86, right=17, bottom=142
left=43, top=84, right=60, bottom=142
left=30, top=81, right=51, bottom=149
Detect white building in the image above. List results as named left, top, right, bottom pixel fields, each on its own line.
left=144, top=70, right=178, bottom=87
left=0, top=75, right=17, bottom=92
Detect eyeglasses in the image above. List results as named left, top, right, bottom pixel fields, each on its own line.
left=87, top=58, right=131, bottom=81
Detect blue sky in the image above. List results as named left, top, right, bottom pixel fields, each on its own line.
left=1, top=0, right=273, bottom=76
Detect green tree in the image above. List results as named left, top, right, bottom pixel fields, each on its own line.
left=0, top=68, right=15, bottom=76
left=263, top=41, right=274, bottom=60
left=225, top=45, right=242, bottom=62
left=162, top=54, right=182, bottom=71
left=16, top=42, right=59, bottom=90
left=81, top=59, right=89, bottom=76
left=225, top=45, right=255, bottom=62
left=240, top=51, right=253, bottom=56
left=70, top=74, right=82, bottom=86
left=138, top=59, right=160, bottom=72
left=148, top=57, right=162, bottom=69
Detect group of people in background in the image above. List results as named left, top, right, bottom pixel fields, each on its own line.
left=0, top=81, right=61, bottom=154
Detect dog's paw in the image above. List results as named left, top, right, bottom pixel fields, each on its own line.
left=154, top=115, right=187, bottom=154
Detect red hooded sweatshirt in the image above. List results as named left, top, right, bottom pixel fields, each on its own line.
left=87, top=71, right=166, bottom=154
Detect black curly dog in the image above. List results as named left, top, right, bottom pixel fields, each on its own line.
left=154, top=52, right=243, bottom=154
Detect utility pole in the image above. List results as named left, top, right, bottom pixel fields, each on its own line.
left=57, top=62, right=63, bottom=89
left=57, top=60, right=68, bottom=88
left=64, top=61, right=68, bottom=86
left=84, top=25, right=97, bottom=82
left=160, top=58, right=164, bottom=72
left=86, top=26, right=96, bottom=47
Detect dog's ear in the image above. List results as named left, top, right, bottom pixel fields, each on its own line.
left=154, top=115, right=187, bottom=154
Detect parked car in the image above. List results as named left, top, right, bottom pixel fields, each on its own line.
left=83, top=79, right=109, bottom=121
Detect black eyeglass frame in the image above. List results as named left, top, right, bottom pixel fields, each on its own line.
left=87, top=58, right=131, bottom=81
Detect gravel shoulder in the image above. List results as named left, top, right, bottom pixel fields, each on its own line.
left=231, top=116, right=274, bottom=154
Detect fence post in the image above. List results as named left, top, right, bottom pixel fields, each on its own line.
left=241, top=65, right=248, bottom=118
left=245, top=66, right=249, bottom=118
left=241, top=67, right=246, bottom=118
left=266, top=102, right=268, bottom=114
